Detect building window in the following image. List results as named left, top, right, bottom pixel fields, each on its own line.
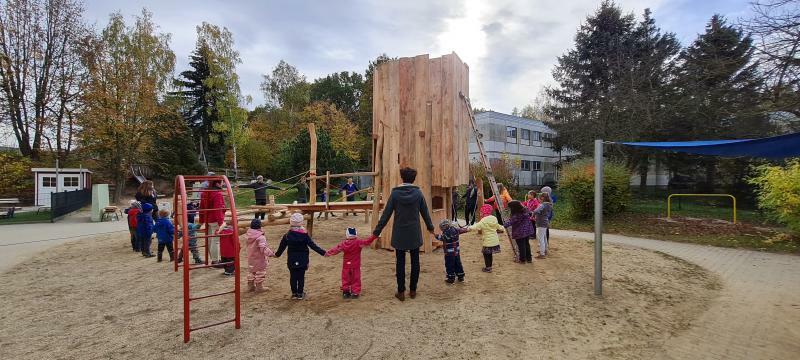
left=532, top=131, right=542, bottom=142
left=532, top=161, right=542, bottom=171
left=43, top=176, right=56, bottom=187
left=520, top=129, right=531, bottom=145
left=64, top=176, right=79, bottom=187
left=543, top=132, right=553, bottom=142
left=506, top=126, right=517, bottom=144
left=521, top=160, right=531, bottom=171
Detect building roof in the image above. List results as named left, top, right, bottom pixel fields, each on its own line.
left=31, top=168, right=92, bottom=173
left=474, top=111, right=555, bottom=132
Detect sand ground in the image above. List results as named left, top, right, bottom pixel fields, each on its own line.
left=0, top=216, right=721, bottom=359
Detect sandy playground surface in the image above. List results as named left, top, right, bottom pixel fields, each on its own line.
left=0, top=216, right=721, bottom=359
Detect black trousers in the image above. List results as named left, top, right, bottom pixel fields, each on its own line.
left=464, top=204, right=476, bottom=225
left=289, top=268, right=306, bottom=295
left=395, top=248, right=420, bottom=292
left=129, top=227, right=138, bottom=251
left=515, top=236, right=532, bottom=262
left=157, top=243, right=174, bottom=260
left=483, top=253, right=493, bottom=268
left=255, top=199, right=267, bottom=220
left=221, top=256, right=235, bottom=273
left=444, top=255, right=464, bottom=279
left=451, top=203, right=458, bottom=221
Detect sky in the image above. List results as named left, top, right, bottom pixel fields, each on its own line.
left=80, top=0, right=753, bottom=113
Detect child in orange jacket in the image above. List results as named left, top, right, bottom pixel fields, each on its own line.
left=325, top=228, right=377, bottom=299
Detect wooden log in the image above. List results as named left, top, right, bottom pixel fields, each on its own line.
left=306, top=171, right=377, bottom=180
left=371, top=135, right=384, bottom=249
left=476, top=177, right=485, bottom=211
left=308, top=123, right=317, bottom=207
left=325, top=171, right=330, bottom=220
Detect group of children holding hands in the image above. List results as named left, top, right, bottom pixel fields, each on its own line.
left=124, top=177, right=555, bottom=301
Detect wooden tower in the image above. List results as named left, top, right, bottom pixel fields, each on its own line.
left=371, top=52, right=471, bottom=251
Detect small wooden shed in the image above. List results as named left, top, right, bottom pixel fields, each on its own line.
left=31, top=167, right=92, bottom=207
left=372, top=52, right=471, bottom=251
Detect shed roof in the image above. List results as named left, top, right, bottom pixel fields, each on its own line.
left=31, top=168, right=93, bottom=173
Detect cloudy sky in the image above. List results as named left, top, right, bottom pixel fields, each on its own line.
left=82, top=0, right=753, bottom=113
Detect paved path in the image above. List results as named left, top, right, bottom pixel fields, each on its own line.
left=0, top=212, right=127, bottom=273
left=554, top=229, right=800, bottom=360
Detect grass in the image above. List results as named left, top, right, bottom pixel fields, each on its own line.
left=551, top=197, right=799, bottom=254
left=0, top=210, right=51, bottom=225
left=231, top=181, right=366, bottom=208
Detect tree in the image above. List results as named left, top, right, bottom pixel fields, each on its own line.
left=0, top=0, right=88, bottom=160
left=274, top=128, right=355, bottom=181
left=261, top=60, right=309, bottom=112
left=78, top=10, right=175, bottom=201
left=744, top=0, right=800, bottom=116
left=148, top=112, right=204, bottom=178
left=310, top=71, right=364, bottom=121
left=546, top=2, right=680, bottom=159
left=173, top=22, right=242, bottom=168
left=671, top=15, right=772, bottom=190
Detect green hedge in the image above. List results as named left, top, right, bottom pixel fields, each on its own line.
left=559, top=158, right=631, bottom=219
left=749, top=160, right=800, bottom=235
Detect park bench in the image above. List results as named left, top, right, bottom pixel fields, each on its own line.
left=0, top=198, right=20, bottom=219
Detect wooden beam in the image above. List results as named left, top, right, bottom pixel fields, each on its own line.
left=306, top=171, right=378, bottom=180
left=308, top=123, right=317, bottom=206
left=324, top=171, right=330, bottom=220
left=371, top=135, right=384, bottom=249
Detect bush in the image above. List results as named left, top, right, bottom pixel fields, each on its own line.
left=748, top=161, right=800, bottom=235
left=470, top=153, right=519, bottom=198
left=559, top=158, right=631, bottom=219
left=0, top=151, right=32, bottom=199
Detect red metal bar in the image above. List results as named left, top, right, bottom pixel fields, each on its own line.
left=221, top=175, right=242, bottom=330
left=188, top=261, right=233, bottom=270
left=193, top=207, right=230, bottom=212
left=190, top=318, right=236, bottom=332
left=189, top=290, right=235, bottom=301
left=188, top=234, right=218, bottom=240
left=185, top=189, right=233, bottom=193
left=176, top=175, right=191, bottom=343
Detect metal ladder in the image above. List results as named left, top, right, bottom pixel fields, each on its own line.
left=459, top=92, right=519, bottom=259
left=172, top=175, right=241, bottom=343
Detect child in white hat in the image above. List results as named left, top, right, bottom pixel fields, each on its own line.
left=274, top=213, right=327, bottom=300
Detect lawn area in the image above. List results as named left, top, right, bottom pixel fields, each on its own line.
left=551, top=197, right=799, bottom=253
left=0, top=210, right=51, bottom=225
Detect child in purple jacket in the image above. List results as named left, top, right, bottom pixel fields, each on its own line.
left=504, top=200, right=535, bottom=263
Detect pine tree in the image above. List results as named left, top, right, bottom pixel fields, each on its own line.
left=670, top=15, right=772, bottom=190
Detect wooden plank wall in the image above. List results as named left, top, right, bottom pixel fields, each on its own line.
left=372, top=52, right=470, bottom=250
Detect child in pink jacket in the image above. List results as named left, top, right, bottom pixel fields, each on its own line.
left=325, top=228, right=377, bottom=299
left=245, top=219, right=274, bottom=292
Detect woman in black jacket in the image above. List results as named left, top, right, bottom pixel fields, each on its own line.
left=372, top=167, right=435, bottom=301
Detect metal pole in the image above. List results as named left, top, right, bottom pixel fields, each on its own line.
left=594, top=139, right=603, bottom=296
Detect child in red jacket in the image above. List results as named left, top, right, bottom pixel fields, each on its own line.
left=124, top=201, right=141, bottom=252
left=217, top=223, right=238, bottom=276
left=325, top=228, right=377, bottom=299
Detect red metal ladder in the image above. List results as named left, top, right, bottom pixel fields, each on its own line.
left=172, top=175, right=241, bottom=343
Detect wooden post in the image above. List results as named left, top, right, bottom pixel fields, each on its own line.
left=476, top=178, right=484, bottom=211
left=371, top=136, right=384, bottom=249
left=308, top=123, right=317, bottom=205
left=324, top=171, right=330, bottom=220
left=269, top=195, right=275, bottom=206
left=308, top=123, right=317, bottom=236
left=422, top=101, right=433, bottom=254
left=364, top=192, right=371, bottom=224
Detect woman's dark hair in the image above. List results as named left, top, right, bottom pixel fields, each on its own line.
left=508, top=200, right=525, bottom=215
left=400, top=167, right=417, bottom=183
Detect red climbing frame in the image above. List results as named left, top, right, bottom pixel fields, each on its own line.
left=172, top=175, right=241, bottom=343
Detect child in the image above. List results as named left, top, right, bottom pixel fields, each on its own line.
left=154, top=209, right=175, bottom=262
left=504, top=201, right=535, bottom=263
left=217, top=223, right=237, bottom=276
left=186, top=200, right=199, bottom=224
left=468, top=204, right=505, bottom=272
left=245, top=219, right=275, bottom=292
left=124, top=201, right=141, bottom=252
left=325, top=228, right=378, bottom=299
left=274, top=213, right=326, bottom=300
left=136, top=203, right=155, bottom=257
left=316, top=190, right=337, bottom=219
left=200, top=180, right=226, bottom=266
left=176, top=218, right=204, bottom=265
left=436, top=220, right=469, bottom=284
left=534, top=193, right=554, bottom=258
left=540, top=186, right=556, bottom=242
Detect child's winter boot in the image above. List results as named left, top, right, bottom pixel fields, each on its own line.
left=247, top=280, right=255, bottom=292
left=255, top=282, right=264, bottom=293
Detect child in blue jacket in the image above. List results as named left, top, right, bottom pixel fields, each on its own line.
left=154, top=209, right=175, bottom=262
left=136, top=203, right=155, bottom=257
left=177, top=219, right=204, bottom=265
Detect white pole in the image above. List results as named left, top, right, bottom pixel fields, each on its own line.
left=55, top=159, right=60, bottom=194
left=594, top=139, right=604, bottom=296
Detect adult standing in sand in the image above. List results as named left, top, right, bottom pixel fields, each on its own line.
left=135, top=181, right=159, bottom=218
left=372, top=167, right=436, bottom=301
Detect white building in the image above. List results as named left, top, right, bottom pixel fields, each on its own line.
left=31, top=168, right=92, bottom=207
left=468, top=111, right=567, bottom=187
